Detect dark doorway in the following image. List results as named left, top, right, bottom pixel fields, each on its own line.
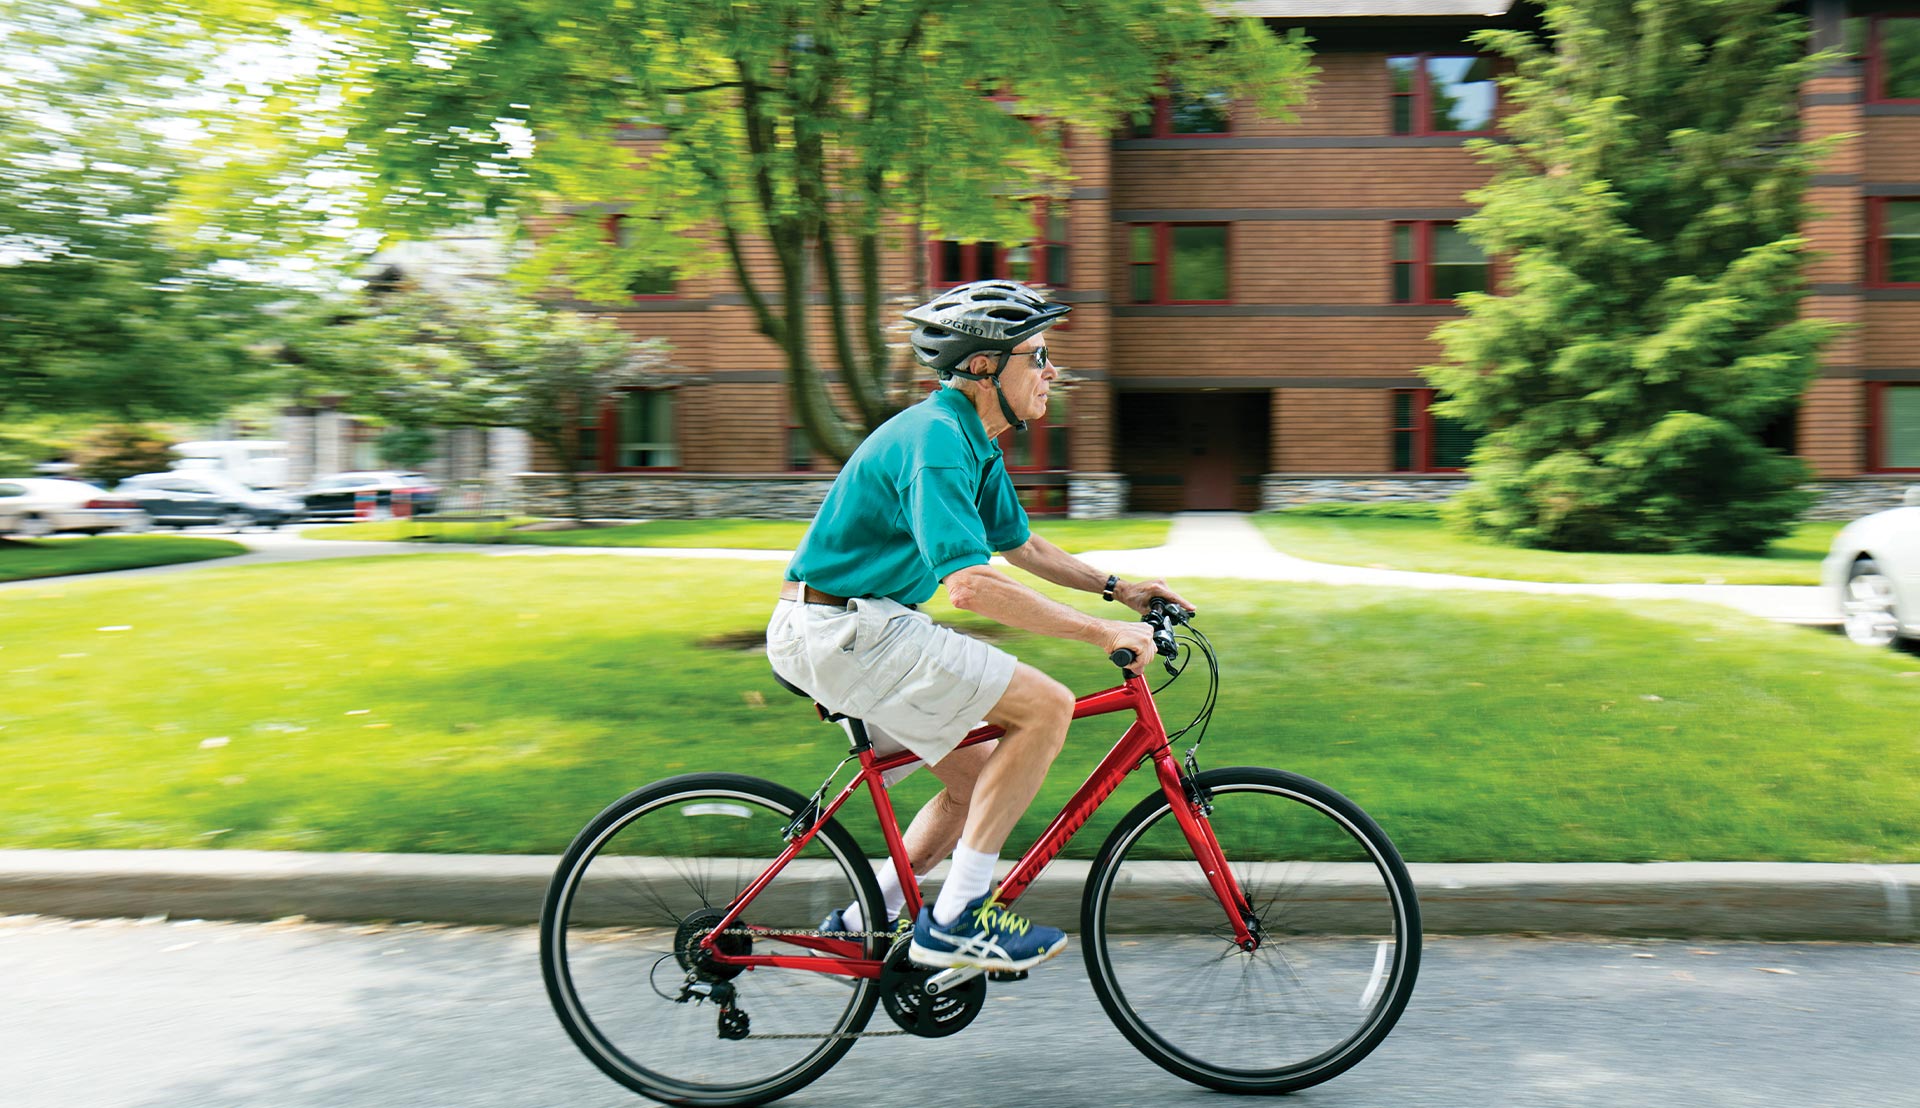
left=1116, top=391, right=1270, bottom=512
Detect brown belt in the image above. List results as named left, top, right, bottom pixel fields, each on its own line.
left=779, top=582, right=852, bottom=607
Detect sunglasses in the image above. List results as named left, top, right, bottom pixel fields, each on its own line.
left=1009, top=347, right=1053, bottom=370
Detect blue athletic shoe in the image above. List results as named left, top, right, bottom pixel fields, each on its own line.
left=908, top=894, right=1068, bottom=972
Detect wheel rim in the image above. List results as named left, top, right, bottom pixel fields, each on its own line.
left=17, top=515, right=51, bottom=537
left=1091, top=782, right=1413, bottom=1082
left=1843, top=571, right=1899, bottom=646
left=546, top=788, right=874, bottom=1100
left=223, top=512, right=252, bottom=532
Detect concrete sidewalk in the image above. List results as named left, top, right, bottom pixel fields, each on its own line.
left=1087, top=514, right=1836, bottom=625
left=2, top=849, right=1913, bottom=940
left=6, top=515, right=1839, bottom=626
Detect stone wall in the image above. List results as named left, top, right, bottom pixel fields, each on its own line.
left=1067, top=473, right=1128, bottom=520
left=1260, top=475, right=1918, bottom=522
left=519, top=471, right=1134, bottom=520
left=1260, top=475, right=1467, bottom=509
left=518, top=473, right=834, bottom=520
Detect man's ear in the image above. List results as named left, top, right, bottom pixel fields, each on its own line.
left=968, top=353, right=995, bottom=378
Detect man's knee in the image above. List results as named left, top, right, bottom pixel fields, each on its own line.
left=989, top=665, right=1074, bottom=736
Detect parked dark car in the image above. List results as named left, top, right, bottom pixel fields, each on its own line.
left=115, top=471, right=303, bottom=530
left=299, top=471, right=441, bottom=519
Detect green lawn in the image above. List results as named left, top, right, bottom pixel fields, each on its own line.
left=305, top=516, right=1173, bottom=554
left=1253, top=512, right=1842, bottom=585
left=0, top=535, right=245, bottom=583
left=3, top=553, right=1916, bottom=863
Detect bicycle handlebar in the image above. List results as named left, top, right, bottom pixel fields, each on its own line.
left=1109, top=598, right=1193, bottom=669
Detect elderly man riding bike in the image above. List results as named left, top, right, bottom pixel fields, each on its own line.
left=767, top=279, right=1193, bottom=974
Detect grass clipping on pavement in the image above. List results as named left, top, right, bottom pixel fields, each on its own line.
left=1, top=553, right=1913, bottom=862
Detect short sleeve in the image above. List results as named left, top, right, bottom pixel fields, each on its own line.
left=981, top=456, right=1031, bottom=553
left=907, top=465, right=995, bottom=582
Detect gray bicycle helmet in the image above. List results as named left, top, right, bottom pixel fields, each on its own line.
left=904, top=280, right=1071, bottom=431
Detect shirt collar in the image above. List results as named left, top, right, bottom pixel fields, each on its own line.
left=930, top=384, right=1002, bottom=461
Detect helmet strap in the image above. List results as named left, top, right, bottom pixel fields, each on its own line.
left=989, top=352, right=1027, bottom=433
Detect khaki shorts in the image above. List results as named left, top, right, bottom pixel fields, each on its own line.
left=766, top=594, right=1016, bottom=782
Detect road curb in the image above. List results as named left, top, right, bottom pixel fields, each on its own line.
left=1, top=851, right=1914, bottom=940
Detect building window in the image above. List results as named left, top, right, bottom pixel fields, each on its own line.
left=930, top=203, right=1070, bottom=289
left=786, top=424, right=814, bottom=472
left=574, top=421, right=602, bottom=469
left=1388, top=54, right=1497, bottom=136
left=1391, top=389, right=1478, bottom=472
left=1000, top=392, right=1070, bottom=515
left=1128, top=222, right=1230, bottom=304
left=1392, top=221, right=1488, bottom=304
left=608, top=214, right=678, bottom=299
left=1870, top=15, right=1920, bottom=102
left=1132, top=83, right=1233, bottom=137
left=1871, top=383, right=1920, bottom=471
left=1869, top=198, right=1920, bottom=286
left=617, top=389, right=678, bottom=468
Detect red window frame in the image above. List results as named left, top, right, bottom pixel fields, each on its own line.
left=1387, top=54, right=1500, bottom=137
left=1132, top=85, right=1234, bottom=138
left=927, top=202, right=1071, bottom=290
left=1390, top=388, right=1473, bottom=473
left=1127, top=222, right=1231, bottom=305
left=1867, top=13, right=1920, bottom=104
left=1867, top=382, right=1920, bottom=473
left=1391, top=220, right=1490, bottom=304
left=578, top=387, right=681, bottom=472
left=605, top=214, right=680, bottom=301
left=998, top=404, right=1070, bottom=516
left=1867, top=197, right=1920, bottom=288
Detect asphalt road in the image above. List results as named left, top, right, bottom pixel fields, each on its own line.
left=6, top=915, right=1915, bottom=1108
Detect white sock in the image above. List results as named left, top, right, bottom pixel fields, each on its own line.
left=932, top=844, right=999, bottom=927
left=841, top=864, right=915, bottom=931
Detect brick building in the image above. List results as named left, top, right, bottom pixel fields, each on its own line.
left=523, top=0, right=1920, bottom=521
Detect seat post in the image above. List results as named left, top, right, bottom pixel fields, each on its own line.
left=842, top=718, right=874, bottom=754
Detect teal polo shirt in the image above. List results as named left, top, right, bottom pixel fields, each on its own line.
left=786, top=387, right=1031, bottom=605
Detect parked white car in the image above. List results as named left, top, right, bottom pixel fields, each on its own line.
left=0, top=478, right=151, bottom=537
left=1823, top=486, right=1920, bottom=647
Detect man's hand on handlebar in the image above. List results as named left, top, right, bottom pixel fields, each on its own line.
left=1096, top=620, right=1157, bottom=676
left=1114, top=577, right=1196, bottom=619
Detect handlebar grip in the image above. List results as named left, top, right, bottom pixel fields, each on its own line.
left=1109, top=648, right=1137, bottom=668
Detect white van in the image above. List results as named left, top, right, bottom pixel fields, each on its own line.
left=170, top=440, right=290, bottom=489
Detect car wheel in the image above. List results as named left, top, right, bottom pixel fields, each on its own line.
left=220, top=510, right=253, bottom=533
left=16, top=514, right=53, bottom=538
left=1842, top=558, right=1901, bottom=647
left=118, top=513, right=153, bottom=535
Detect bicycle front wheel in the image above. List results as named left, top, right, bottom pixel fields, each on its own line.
left=541, top=773, right=884, bottom=1107
left=1082, top=766, right=1420, bottom=1094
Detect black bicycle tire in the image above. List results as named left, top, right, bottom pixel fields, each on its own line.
left=540, top=772, right=886, bottom=1107
left=1080, top=766, right=1421, bottom=1095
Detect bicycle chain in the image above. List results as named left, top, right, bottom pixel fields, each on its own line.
left=690, top=927, right=916, bottom=1040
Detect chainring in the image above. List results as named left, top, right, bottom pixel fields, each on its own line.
left=878, top=937, right=986, bottom=1038
left=673, top=907, right=752, bottom=982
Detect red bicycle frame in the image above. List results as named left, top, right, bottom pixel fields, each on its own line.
left=698, top=669, right=1256, bottom=976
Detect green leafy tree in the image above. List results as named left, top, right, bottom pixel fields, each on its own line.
left=0, top=0, right=293, bottom=423
left=1424, top=0, right=1842, bottom=553
left=282, top=293, right=669, bottom=521
left=70, top=424, right=177, bottom=484
left=179, top=0, right=1315, bottom=462
left=376, top=426, right=437, bottom=471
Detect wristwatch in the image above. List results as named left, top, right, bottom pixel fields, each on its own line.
left=1102, top=574, right=1119, bottom=603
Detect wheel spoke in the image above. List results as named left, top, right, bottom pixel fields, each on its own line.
left=542, top=780, right=879, bottom=1104
left=1086, top=772, right=1419, bottom=1093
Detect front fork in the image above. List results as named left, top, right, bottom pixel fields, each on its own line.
left=1152, top=749, right=1260, bottom=950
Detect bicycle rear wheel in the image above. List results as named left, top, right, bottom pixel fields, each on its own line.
left=541, top=773, right=884, bottom=1107
left=1082, top=766, right=1420, bottom=1094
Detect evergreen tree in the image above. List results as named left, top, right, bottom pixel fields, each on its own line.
left=1424, top=0, right=1842, bottom=553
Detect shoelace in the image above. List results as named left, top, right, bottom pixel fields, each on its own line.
left=969, top=898, right=1032, bottom=937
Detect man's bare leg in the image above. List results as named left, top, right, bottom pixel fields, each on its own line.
left=924, top=664, right=1073, bottom=927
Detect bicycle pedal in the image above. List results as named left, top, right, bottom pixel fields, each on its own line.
left=987, top=969, right=1028, bottom=983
